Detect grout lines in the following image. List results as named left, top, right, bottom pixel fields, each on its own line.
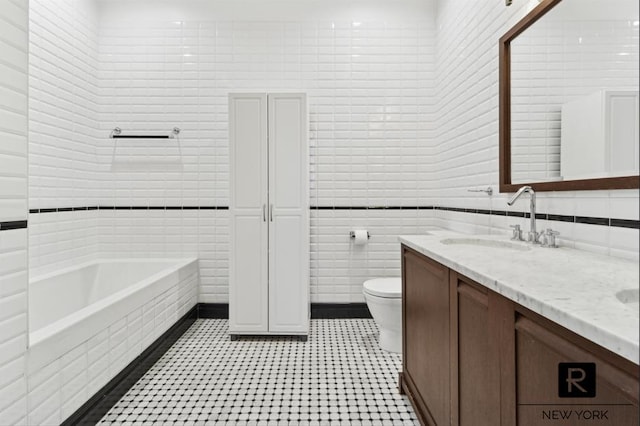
left=98, top=319, right=419, bottom=425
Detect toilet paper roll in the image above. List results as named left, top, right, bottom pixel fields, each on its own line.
left=353, top=230, right=369, bottom=245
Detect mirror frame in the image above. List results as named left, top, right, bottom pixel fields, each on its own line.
left=499, top=0, right=640, bottom=193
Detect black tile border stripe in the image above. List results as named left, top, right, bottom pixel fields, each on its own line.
left=29, top=206, right=229, bottom=214
left=610, top=218, right=640, bottom=229
left=311, top=206, right=639, bottom=229
left=25, top=205, right=639, bottom=229
left=63, top=302, right=372, bottom=425
left=311, top=206, right=435, bottom=210
left=575, top=216, right=610, bottom=226
left=432, top=206, right=638, bottom=229
left=0, top=220, right=28, bottom=231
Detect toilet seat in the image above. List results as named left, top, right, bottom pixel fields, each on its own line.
left=363, top=277, right=401, bottom=299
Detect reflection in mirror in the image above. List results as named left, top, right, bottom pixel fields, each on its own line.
left=510, top=0, right=639, bottom=184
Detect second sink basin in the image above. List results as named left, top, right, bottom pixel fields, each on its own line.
left=440, top=238, right=531, bottom=251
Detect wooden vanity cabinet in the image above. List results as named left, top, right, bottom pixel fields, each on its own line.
left=401, top=249, right=451, bottom=425
left=400, top=245, right=639, bottom=426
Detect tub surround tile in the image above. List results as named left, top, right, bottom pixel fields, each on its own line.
left=27, top=259, right=199, bottom=424
left=27, top=359, right=61, bottom=426
left=62, top=306, right=197, bottom=425
left=399, top=232, right=640, bottom=364
left=28, top=259, right=198, bottom=372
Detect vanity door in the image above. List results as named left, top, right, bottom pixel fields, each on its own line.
left=514, top=310, right=639, bottom=426
left=401, top=247, right=451, bottom=426
left=451, top=273, right=502, bottom=426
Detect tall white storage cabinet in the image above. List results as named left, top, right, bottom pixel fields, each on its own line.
left=229, top=93, right=309, bottom=339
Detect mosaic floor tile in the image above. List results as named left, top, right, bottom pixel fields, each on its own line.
left=99, top=319, right=419, bottom=425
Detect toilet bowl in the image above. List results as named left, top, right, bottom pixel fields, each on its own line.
left=363, top=277, right=402, bottom=353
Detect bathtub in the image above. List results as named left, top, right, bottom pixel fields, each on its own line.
left=28, top=258, right=198, bottom=380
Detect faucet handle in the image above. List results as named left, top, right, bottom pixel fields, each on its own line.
left=541, top=228, right=560, bottom=248
left=509, top=224, right=524, bottom=241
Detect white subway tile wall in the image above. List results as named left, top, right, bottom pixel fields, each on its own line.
left=96, top=17, right=435, bottom=207
left=28, top=0, right=639, bottom=306
left=433, top=0, right=639, bottom=260
left=96, top=7, right=435, bottom=301
left=97, top=209, right=228, bottom=302
left=28, top=211, right=100, bottom=277
left=28, top=0, right=101, bottom=275
left=28, top=0, right=100, bottom=208
left=311, top=209, right=435, bottom=302
left=0, top=0, right=28, bottom=222
left=29, top=0, right=437, bottom=303
left=0, top=0, right=28, bottom=423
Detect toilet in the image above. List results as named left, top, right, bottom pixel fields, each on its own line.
left=363, top=277, right=402, bottom=353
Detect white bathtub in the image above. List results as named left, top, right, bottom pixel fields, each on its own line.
left=28, top=258, right=198, bottom=374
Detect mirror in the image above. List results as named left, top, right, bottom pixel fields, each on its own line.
left=499, top=0, right=640, bottom=192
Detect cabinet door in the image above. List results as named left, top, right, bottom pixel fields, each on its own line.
left=229, top=93, right=269, bottom=333
left=402, top=247, right=450, bottom=425
left=267, top=93, right=309, bottom=333
left=515, top=314, right=639, bottom=425
left=453, top=275, right=500, bottom=426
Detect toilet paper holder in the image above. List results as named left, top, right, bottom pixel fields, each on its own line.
left=349, top=231, right=370, bottom=239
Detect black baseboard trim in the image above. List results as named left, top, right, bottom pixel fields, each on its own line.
left=62, top=306, right=198, bottom=426
left=198, top=303, right=229, bottom=318
left=311, top=303, right=372, bottom=319
left=197, top=302, right=372, bottom=319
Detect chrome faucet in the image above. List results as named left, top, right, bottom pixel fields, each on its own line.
left=507, top=186, right=541, bottom=244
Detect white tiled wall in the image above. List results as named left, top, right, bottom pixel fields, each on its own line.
left=311, top=209, right=435, bottom=302
left=433, top=0, right=639, bottom=260
left=96, top=10, right=436, bottom=207
left=27, top=0, right=638, bottom=308
left=0, top=0, right=29, bottom=423
left=27, top=0, right=437, bottom=303
left=91, top=0, right=437, bottom=302
left=28, top=0, right=100, bottom=207
left=28, top=0, right=101, bottom=276
left=28, top=211, right=100, bottom=277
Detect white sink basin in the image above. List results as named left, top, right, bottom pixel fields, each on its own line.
left=616, top=288, right=639, bottom=310
left=440, top=238, right=531, bottom=252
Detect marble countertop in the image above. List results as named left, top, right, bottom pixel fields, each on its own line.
left=399, top=230, right=639, bottom=364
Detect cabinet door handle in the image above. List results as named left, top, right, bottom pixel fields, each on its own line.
left=270, top=204, right=274, bottom=222
left=263, top=204, right=266, bottom=222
